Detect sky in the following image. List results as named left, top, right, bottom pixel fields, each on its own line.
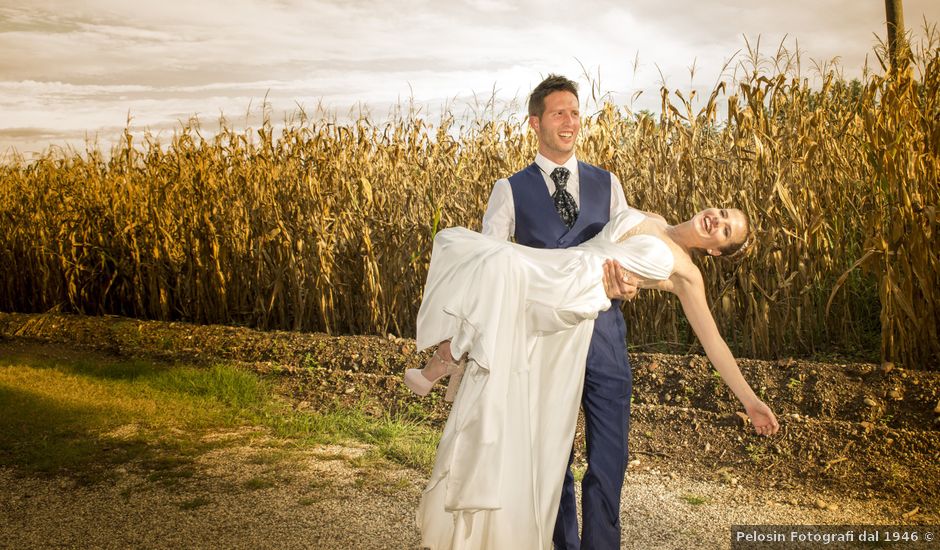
left=1, top=0, right=938, bottom=158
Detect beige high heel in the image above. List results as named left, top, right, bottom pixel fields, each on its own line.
left=404, top=348, right=466, bottom=402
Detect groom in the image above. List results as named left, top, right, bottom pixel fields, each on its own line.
left=481, top=74, right=637, bottom=549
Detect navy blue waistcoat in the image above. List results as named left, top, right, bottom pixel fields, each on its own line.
left=508, top=161, right=628, bottom=369
left=508, top=162, right=609, bottom=249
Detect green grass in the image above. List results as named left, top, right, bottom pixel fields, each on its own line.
left=681, top=494, right=709, bottom=506
left=745, top=443, right=767, bottom=464
left=572, top=464, right=587, bottom=482
left=243, top=476, right=278, bottom=491
left=0, top=350, right=440, bottom=482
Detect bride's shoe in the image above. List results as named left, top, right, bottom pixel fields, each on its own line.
left=404, top=349, right=466, bottom=402
left=443, top=358, right=465, bottom=402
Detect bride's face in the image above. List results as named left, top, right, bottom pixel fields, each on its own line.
left=690, top=208, right=748, bottom=255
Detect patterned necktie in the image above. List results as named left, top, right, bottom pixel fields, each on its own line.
left=550, top=167, right=578, bottom=229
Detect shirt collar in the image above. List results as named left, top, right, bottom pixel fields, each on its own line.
left=535, top=152, right=579, bottom=179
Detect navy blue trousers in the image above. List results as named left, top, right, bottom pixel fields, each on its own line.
left=552, top=307, right=632, bottom=550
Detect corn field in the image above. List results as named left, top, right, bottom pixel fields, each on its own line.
left=1, top=39, right=937, bottom=368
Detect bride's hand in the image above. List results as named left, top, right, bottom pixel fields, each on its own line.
left=744, top=400, right=780, bottom=436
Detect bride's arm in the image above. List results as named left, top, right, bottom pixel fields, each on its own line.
left=670, top=266, right=780, bottom=436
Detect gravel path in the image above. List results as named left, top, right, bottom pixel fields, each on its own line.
left=1, top=441, right=914, bottom=550
left=1, top=442, right=423, bottom=550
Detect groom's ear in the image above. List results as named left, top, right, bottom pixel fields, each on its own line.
left=528, top=115, right=540, bottom=132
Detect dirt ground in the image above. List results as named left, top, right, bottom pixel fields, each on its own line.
left=1, top=313, right=938, bottom=548
left=1, top=439, right=928, bottom=550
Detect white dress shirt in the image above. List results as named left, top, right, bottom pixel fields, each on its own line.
left=481, top=153, right=630, bottom=240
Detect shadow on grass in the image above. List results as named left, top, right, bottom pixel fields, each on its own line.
left=0, top=354, right=251, bottom=484
left=2, top=353, right=271, bottom=413
left=0, top=350, right=441, bottom=478
left=0, top=384, right=156, bottom=483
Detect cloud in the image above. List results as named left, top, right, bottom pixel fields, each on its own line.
left=462, top=0, right=515, bottom=13
left=0, top=127, right=70, bottom=138
left=1, top=0, right=939, bottom=155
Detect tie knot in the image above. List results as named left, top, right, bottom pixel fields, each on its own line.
left=550, top=167, right=570, bottom=189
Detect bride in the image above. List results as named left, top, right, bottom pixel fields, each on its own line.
left=406, top=206, right=779, bottom=549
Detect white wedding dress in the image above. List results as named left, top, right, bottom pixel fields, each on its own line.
left=415, top=209, right=674, bottom=549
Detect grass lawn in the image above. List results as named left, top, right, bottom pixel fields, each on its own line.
left=0, top=348, right=439, bottom=483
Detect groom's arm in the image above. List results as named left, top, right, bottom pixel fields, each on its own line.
left=481, top=178, right=514, bottom=240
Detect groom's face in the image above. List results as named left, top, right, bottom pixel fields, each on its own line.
left=529, top=90, right=580, bottom=164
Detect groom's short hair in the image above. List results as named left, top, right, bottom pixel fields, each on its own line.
left=528, top=75, right=579, bottom=118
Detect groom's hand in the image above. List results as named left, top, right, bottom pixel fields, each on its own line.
left=603, top=260, right=639, bottom=301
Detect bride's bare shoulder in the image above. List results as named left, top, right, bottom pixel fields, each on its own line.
left=668, top=252, right=704, bottom=290
left=654, top=231, right=700, bottom=282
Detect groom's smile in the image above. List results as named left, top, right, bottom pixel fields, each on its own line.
left=530, top=90, right=581, bottom=164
